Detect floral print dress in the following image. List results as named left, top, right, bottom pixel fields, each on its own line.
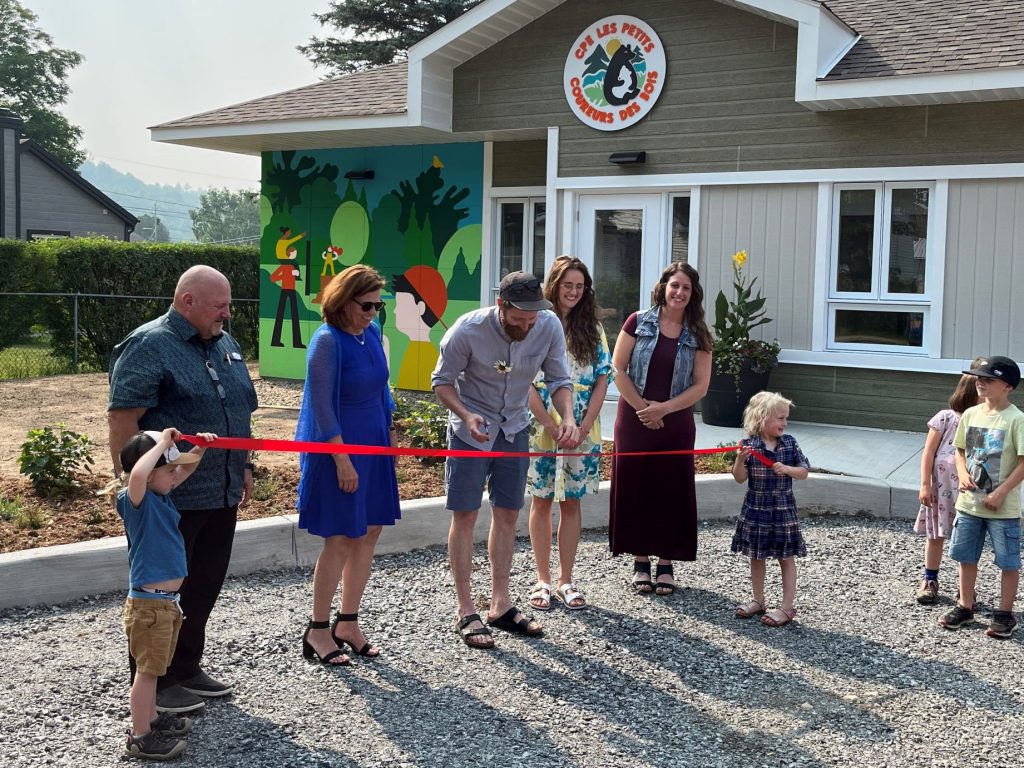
left=527, top=325, right=613, bottom=501
left=914, top=409, right=962, bottom=539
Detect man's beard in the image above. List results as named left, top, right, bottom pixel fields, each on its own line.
left=500, top=311, right=531, bottom=341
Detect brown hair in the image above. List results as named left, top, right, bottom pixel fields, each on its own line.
left=949, top=356, right=985, bottom=414
left=320, top=265, right=386, bottom=330
left=544, top=255, right=601, bottom=365
left=651, top=262, right=713, bottom=351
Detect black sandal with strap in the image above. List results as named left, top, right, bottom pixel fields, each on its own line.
left=655, top=562, right=675, bottom=596
left=302, top=620, right=351, bottom=666
left=632, top=559, right=654, bottom=594
left=487, top=606, right=544, bottom=636
left=331, top=611, right=380, bottom=657
left=456, top=612, right=495, bottom=649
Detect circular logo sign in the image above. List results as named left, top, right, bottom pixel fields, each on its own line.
left=563, top=15, right=666, bottom=131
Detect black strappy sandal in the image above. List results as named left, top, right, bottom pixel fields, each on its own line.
left=456, top=612, right=495, bottom=650
left=633, top=559, right=654, bottom=594
left=331, top=611, right=380, bottom=657
left=655, top=562, right=675, bottom=596
left=302, top=620, right=350, bottom=665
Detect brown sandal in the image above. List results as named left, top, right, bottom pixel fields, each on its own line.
left=761, top=607, right=797, bottom=627
left=735, top=600, right=766, bottom=618
left=456, top=613, right=495, bottom=649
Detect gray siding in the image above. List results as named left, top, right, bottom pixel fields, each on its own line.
left=698, top=184, right=817, bottom=351
left=19, top=152, right=126, bottom=240
left=454, top=0, right=1024, bottom=177
left=1, top=128, right=15, bottom=238
left=943, top=179, right=1024, bottom=361
left=492, top=140, right=547, bottom=187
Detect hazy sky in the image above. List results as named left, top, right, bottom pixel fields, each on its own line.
left=27, top=0, right=329, bottom=190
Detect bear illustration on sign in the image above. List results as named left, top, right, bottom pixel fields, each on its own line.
left=603, top=41, right=641, bottom=106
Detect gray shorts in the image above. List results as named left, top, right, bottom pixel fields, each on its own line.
left=445, top=428, right=529, bottom=512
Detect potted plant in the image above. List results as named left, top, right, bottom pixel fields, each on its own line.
left=701, top=250, right=781, bottom=427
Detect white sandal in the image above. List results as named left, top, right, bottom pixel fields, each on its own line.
left=554, top=582, right=586, bottom=610
left=529, top=581, right=552, bottom=611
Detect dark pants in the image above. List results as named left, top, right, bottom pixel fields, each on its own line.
left=129, top=505, right=238, bottom=689
left=271, top=289, right=303, bottom=348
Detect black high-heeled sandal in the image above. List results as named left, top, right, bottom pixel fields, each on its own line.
left=632, top=560, right=653, bottom=594
left=302, top=620, right=350, bottom=665
left=655, top=562, right=675, bottom=596
left=331, top=611, right=381, bottom=658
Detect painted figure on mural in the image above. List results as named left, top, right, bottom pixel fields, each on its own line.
left=275, top=227, right=305, bottom=261
left=393, top=265, right=448, bottom=391
left=270, top=263, right=305, bottom=349
left=322, top=245, right=342, bottom=277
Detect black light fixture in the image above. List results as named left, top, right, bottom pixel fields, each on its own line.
left=608, top=151, right=646, bottom=166
left=344, top=169, right=375, bottom=180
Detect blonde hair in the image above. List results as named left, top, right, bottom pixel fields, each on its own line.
left=742, top=391, right=794, bottom=436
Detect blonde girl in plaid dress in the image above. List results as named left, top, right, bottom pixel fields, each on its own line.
left=731, top=392, right=810, bottom=627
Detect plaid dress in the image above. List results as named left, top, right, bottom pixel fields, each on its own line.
left=731, top=434, right=809, bottom=560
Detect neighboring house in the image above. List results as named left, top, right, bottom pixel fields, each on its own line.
left=151, top=0, right=1024, bottom=430
left=1, top=109, right=138, bottom=241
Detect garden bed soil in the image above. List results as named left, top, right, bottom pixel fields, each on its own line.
left=0, top=367, right=727, bottom=554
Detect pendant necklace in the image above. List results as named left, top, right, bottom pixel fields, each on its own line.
left=350, top=331, right=365, bottom=346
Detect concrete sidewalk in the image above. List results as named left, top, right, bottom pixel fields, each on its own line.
left=599, top=400, right=926, bottom=484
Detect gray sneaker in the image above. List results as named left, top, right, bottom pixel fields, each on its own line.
left=155, top=685, right=205, bottom=714
left=938, top=604, right=976, bottom=629
left=150, top=711, right=192, bottom=737
left=915, top=579, right=938, bottom=605
left=125, top=729, right=186, bottom=761
left=179, top=670, right=231, bottom=698
left=987, top=612, right=1018, bottom=639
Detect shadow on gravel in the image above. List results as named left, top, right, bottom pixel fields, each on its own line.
left=345, top=663, right=574, bottom=767
left=665, top=586, right=1020, bottom=714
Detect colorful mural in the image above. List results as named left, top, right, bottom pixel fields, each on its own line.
left=258, top=144, right=484, bottom=387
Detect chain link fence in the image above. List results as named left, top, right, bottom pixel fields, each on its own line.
left=0, top=292, right=259, bottom=380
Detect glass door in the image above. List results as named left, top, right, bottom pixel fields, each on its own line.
left=576, top=194, right=665, bottom=397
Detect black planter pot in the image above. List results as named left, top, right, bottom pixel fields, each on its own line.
left=701, top=359, right=773, bottom=428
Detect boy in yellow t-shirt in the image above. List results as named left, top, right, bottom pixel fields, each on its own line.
left=941, top=356, right=1024, bottom=639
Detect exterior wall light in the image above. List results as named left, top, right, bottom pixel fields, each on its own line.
left=608, top=151, right=646, bottom=165
left=344, top=170, right=375, bottom=180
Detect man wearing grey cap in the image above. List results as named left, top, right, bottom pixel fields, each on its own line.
left=432, top=271, right=579, bottom=649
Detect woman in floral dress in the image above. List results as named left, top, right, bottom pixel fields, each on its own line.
left=526, top=256, right=612, bottom=611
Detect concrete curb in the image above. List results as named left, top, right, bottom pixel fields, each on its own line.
left=0, top=474, right=918, bottom=610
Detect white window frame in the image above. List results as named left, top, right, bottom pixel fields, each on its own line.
left=491, top=195, right=546, bottom=304
left=826, top=181, right=935, bottom=355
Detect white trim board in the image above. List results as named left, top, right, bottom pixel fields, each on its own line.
left=779, top=349, right=970, bottom=375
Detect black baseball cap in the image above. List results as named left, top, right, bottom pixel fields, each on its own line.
left=120, top=431, right=201, bottom=473
left=964, top=356, right=1020, bottom=389
left=499, top=271, right=552, bottom=311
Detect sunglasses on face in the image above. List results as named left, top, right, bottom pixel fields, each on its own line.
left=352, top=300, right=385, bottom=312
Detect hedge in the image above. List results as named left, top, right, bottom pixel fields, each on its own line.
left=0, top=238, right=259, bottom=369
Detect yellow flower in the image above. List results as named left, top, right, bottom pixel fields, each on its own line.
left=732, top=249, right=748, bottom=269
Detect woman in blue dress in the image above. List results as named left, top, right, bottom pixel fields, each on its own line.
left=296, top=265, right=401, bottom=665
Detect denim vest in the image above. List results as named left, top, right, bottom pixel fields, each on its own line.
left=628, top=306, right=699, bottom=399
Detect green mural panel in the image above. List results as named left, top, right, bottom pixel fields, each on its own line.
left=259, top=143, right=483, bottom=389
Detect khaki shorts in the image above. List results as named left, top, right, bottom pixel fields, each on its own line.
left=123, top=597, right=182, bottom=677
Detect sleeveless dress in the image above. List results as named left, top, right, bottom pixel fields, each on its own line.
left=913, top=409, right=961, bottom=539
left=296, top=323, right=401, bottom=537
left=609, top=314, right=698, bottom=561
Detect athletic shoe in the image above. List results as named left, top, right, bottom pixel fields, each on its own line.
left=155, top=685, right=205, bottom=714
left=915, top=579, right=938, bottom=605
left=987, top=612, right=1018, bottom=639
left=938, top=604, right=976, bottom=630
left=179, top=670, right=231, bottom=698
left=150, top=711, right=192, bottom=737
left=125, top=729, right=186, bottom=761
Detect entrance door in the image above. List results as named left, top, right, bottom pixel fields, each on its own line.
left=576, top=194, right=665, bottom=395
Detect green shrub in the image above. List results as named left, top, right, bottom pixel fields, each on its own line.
left=400, top=399, right=449, bottom=464
left=18, top=424, right=95, bottom=497
left=703, top=442, right=739, bottom=473
left=251, top=468, right=280, bottom=502
left=13, top=505, right=47, bottom=530
left=0, top=239, right=54, bottom=352
left=390, top=386, right=413, bottom=422
left=0, top=495, right=25, bottom=523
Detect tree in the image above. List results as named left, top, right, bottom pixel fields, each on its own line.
left=299, top=0, right=482, bottom=75
left=136, top=214, right=170, bottom=243
left=190, top=188, right=260, bottom=244
left=0, top=0, right=85, bottom=168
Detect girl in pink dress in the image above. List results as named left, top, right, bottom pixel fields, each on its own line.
left=914, top=360, right=982, bottom=604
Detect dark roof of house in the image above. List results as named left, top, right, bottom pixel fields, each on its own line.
left=151, top=62, right=408, bottom=130
left=19, top=139, right=139, bottom=226
left=824, top=0, right=1024, bottom=80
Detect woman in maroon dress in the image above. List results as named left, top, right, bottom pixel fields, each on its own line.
left=609, top=263, right=713, bottom=595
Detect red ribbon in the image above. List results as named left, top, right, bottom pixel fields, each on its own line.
left=182, top=435, right=775, bottom=467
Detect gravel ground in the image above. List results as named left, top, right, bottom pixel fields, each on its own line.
left=2, top=516, right=1021, bottom=768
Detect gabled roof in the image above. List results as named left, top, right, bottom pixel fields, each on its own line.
left=825, top=0, right=1024, bottom=80
left=152, top=0, right=1024, bottom=154
left=19, top=139, right=139, bottom=226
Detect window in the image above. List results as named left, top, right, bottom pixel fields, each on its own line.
left=492, top=198, right=546, bottom=303
left=670, top=195, right=691, bottom=263
left=827, top=183, right=932, bottom=353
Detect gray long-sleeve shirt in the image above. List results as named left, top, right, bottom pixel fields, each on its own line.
left=431, top=306, right=571, bottom=451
